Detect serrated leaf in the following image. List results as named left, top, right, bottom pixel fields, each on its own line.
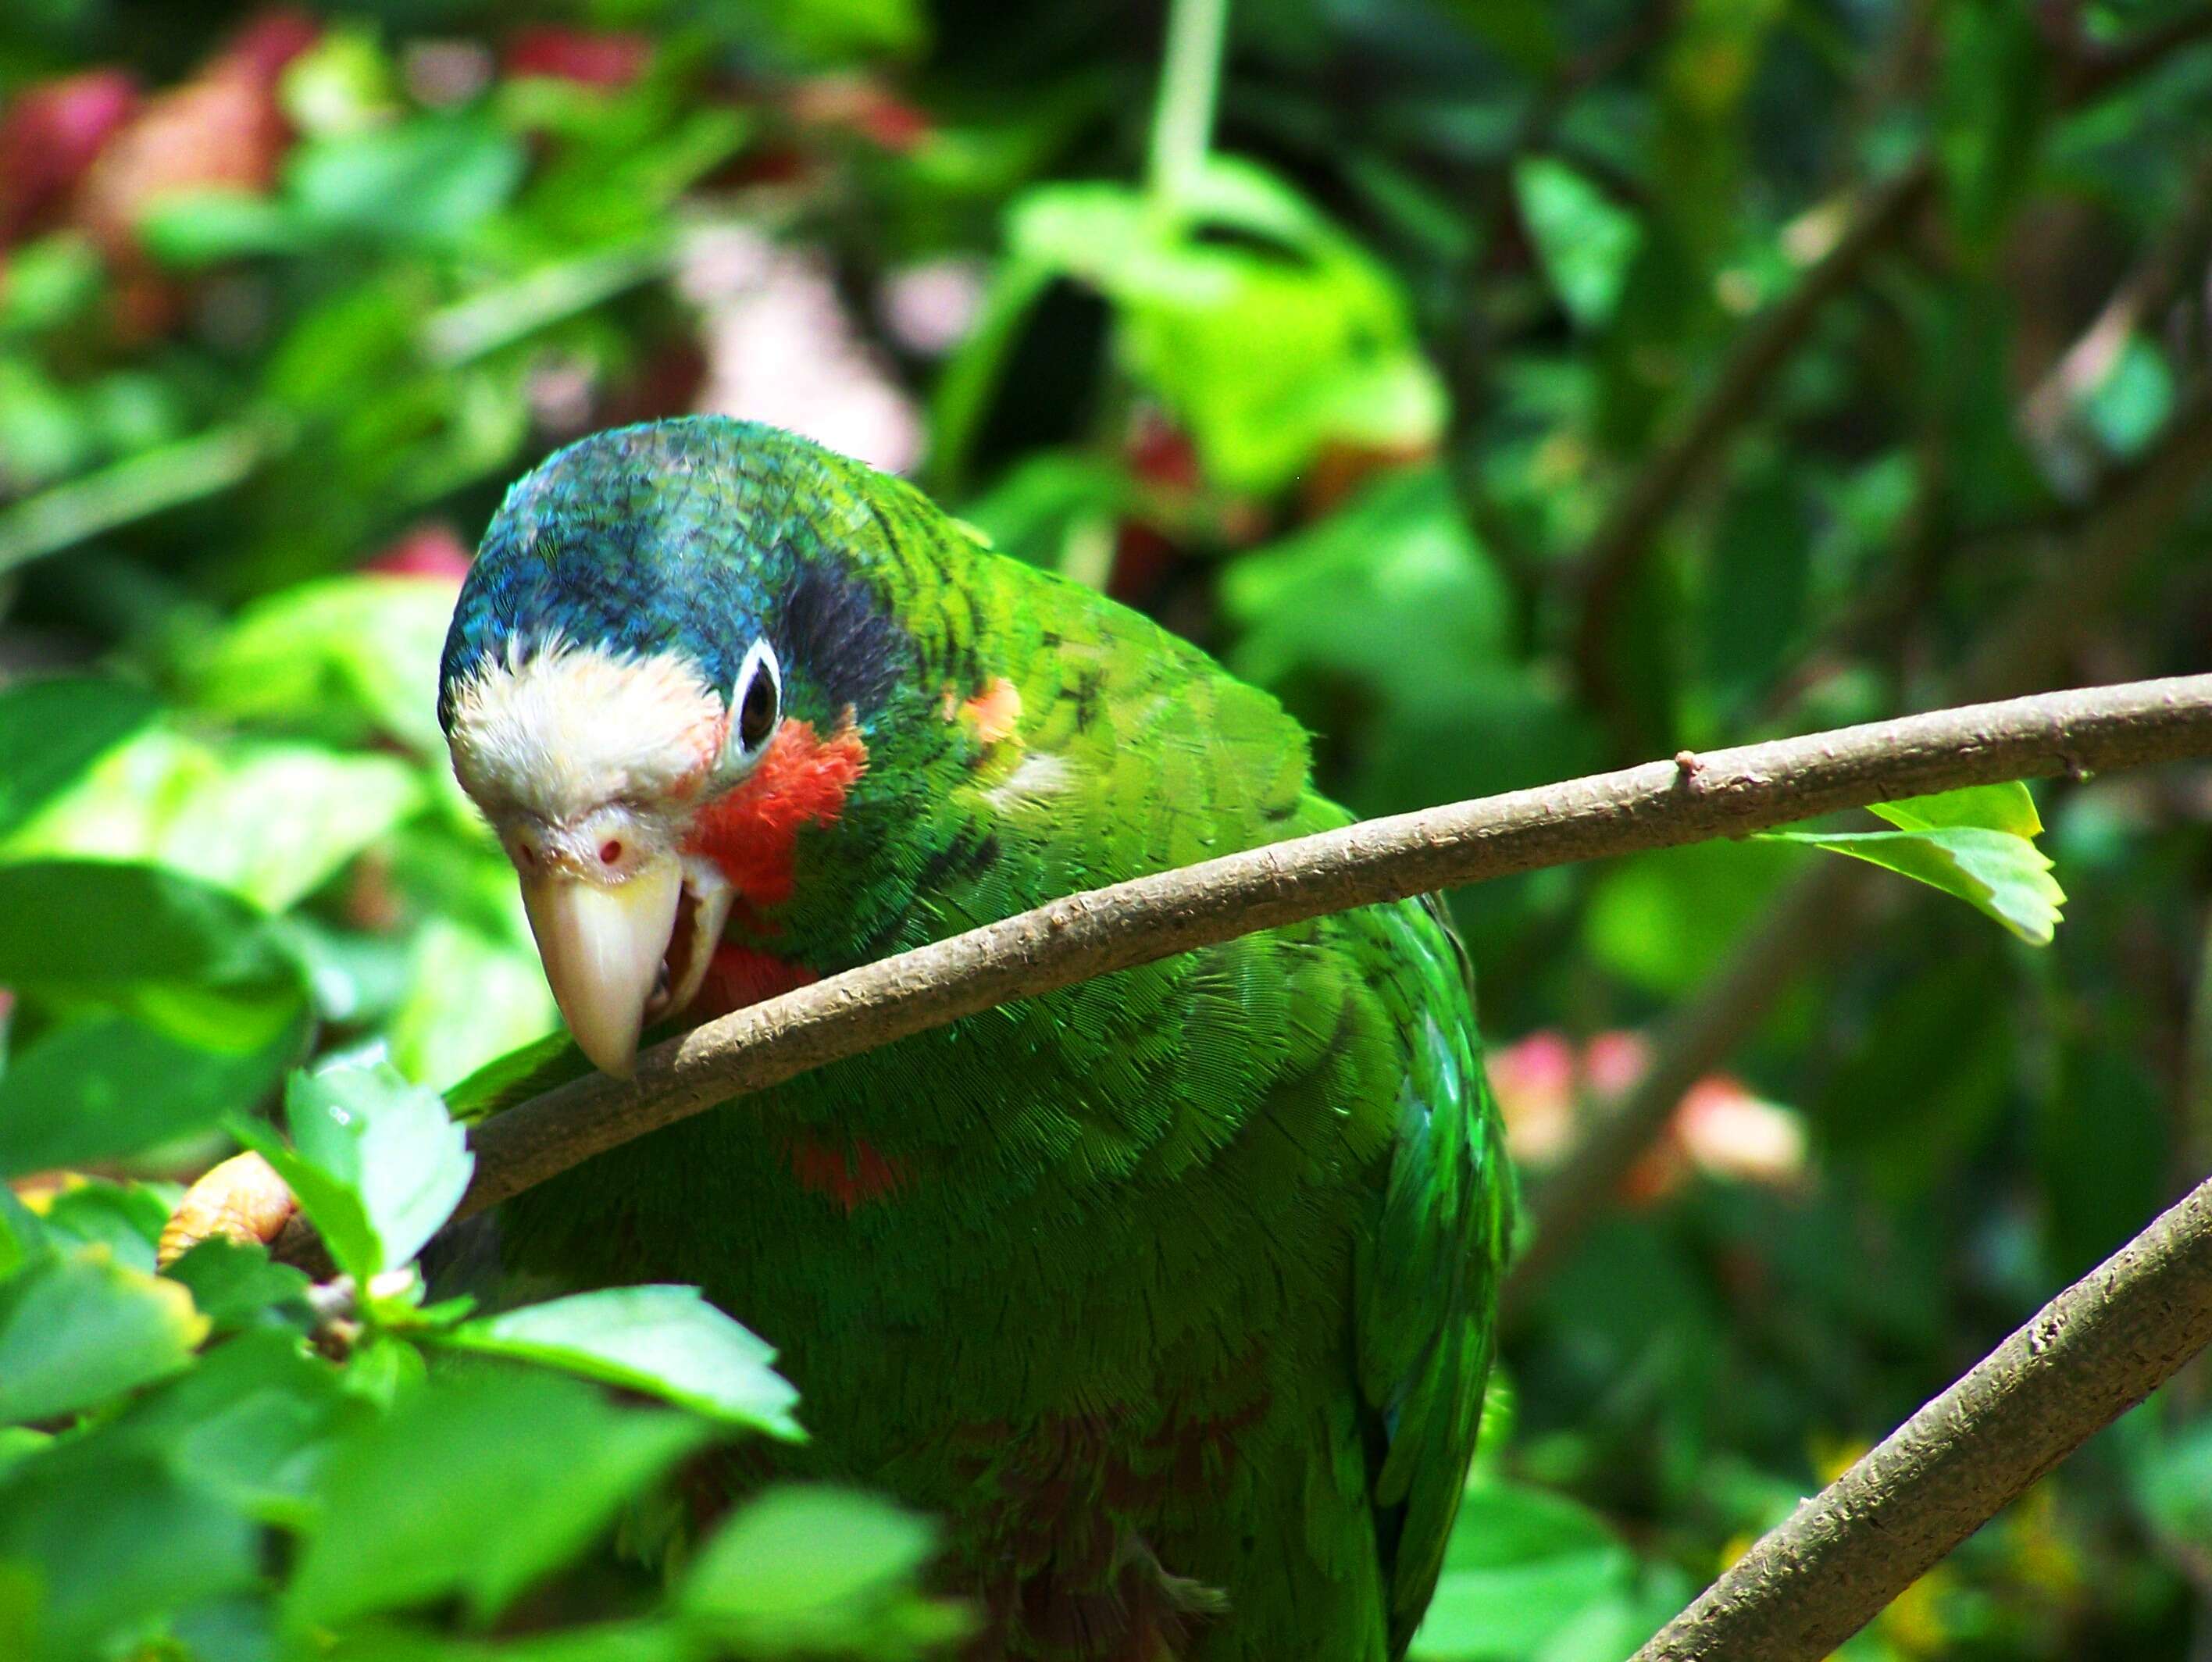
left=1763, top=826, right=2064, bottom=943
left=0, top=1250, right=209, bottom=1422
left=286, top=1368, right=716, bottom=1629
left=442, top=1286, right=802, bottom=1439
left=232, top=1063, right=472, bottom=1281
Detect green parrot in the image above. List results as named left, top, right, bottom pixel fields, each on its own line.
left=432, top=416, right=1515, bottom=1660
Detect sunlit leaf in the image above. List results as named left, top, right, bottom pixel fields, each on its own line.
left=182, top=573, right=460, bottom=756
left=288, top=116, right=526, bottom=246
left=232, top=1064, right=473, bottom=1282
left=1763, top=826, right=2064, bottom=943
left=442, top=1286, right=802, bottom=1439
left=1868, top=779, right=2041, bottom=837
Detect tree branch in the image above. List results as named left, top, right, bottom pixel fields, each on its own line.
left=1629, top=1159, right=2212, bottom=1662
left=453, top=675, right=2212, bottom=1221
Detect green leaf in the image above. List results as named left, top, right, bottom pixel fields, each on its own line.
left=1009, top=159, right=1444, bottom=492
left=1223, top=466, right=1513, bottom=690
left=1411, top=1482, right=1637, bottom=1660
left=286, top=1368, right=717, bottom=1629
left=1762, top=826, right=2064, bottom=943
left=2, top=727, right=425, bottom=912
left=0, top=860, right=300, bottom=993
left=680, top=1485, right=963, bottom=1656
left=0, top=676, right=154, bottom=840
left=0, top=1011, right=300, bottom=1179
left=181, top=574, right=459, bottom=756
left=0, top=1446, right=259, bottom=1657
left=442, top=1286, right=803, bottom=1439
left=108, top=1328, right=350, bottom=1521
left=29, top=1179, right=172, bottom=1271
left=0, top=1250, right=209, bottom=1423
left=1513, top=157, right=1643, bottom=329
left=139, top=190, right=309, bottom=267
left=232, top=1063, right=473, bottom=1282
left=163, top=1238, right=313, bottom=1334
left=1868, top=779, right=2042, bottom=837
left=318, top=1621, right=693, bottom=1662
left=387, top=915, right=560, bottom=1091
left=288, top=117, right=526, bottom=246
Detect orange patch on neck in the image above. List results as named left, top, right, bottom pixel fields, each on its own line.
left=954, top=676, right=1022, bottom=744
left=683, top=715, right=867, bottom=907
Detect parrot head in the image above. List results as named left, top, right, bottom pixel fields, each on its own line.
left=437, top=419, right=912, bottom=1075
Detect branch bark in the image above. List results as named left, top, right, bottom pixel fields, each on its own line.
left=454, top=674, right=2212, bottom=1221
left=1630, top=1161, right=2212, bottom=1662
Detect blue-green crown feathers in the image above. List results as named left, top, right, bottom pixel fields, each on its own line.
left=438, top=419, right=912, bottom=732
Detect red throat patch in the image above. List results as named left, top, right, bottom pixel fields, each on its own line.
left=682, top=714, right=867, bottom=908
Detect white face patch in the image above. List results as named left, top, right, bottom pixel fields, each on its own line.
left=446, top=639, right=727, bottom=829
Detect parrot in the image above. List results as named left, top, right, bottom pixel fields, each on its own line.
left=232, top=415, right=1515, bottom=1660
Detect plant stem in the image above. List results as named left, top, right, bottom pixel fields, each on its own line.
left=1147, top=0, right=1229, bottom=209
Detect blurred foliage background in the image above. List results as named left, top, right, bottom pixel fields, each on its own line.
left=4, top=0, right=2212, bottom=1657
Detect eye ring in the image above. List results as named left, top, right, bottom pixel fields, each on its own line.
left=730, top=637, right=782, bottom=762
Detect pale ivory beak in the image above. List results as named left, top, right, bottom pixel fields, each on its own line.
left=520, top=856, right=683, bottom=1077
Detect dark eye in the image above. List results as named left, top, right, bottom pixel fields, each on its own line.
left=733, top=639, right=781, bottom=757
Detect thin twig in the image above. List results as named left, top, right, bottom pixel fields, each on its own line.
left=1630, top=1158, right=2212, bottom=1662
left=450, top=676, right=2212, bottom=1221
left=1569, top=160, right=1934, bottom=728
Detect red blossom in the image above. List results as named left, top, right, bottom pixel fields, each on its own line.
left=361, top=522, right=473, bottom=583
left=0, top=70, right=141, bottom=244
left=505, top=27, right=653, bottom=90
left=221, top=9, right=322, bottom=86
